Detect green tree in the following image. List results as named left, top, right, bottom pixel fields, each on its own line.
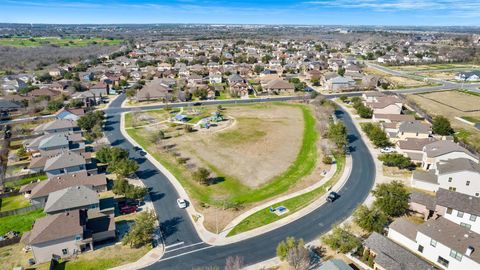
left=432, top=116, right=454, bottom=135
left=108, top=158, right=139, bottom=179
left=46, top=100, right=64, bottom=112
left=361, top=123, right=391, bottom=148
left=327, top=121, right=348, bottom=152
left=337, top=67, right=345, bottom=76
left=321, top=225, right=361, bottom=253
left=353, top=205, right=389, bottom=232
left=276, top=237, right=305, bottom=260
left=122, top=211, right=156, bottom=248
left=192, top=167, right=210, bottom=185
left=339, top=95, right=348, bottom=102
left=77, top=111, right=105, bottom=131
left=378, top=153, right=414, bottom=170
left=372, top=181, right=409, bottom=217
left=96, top=146, right=129, bottom=164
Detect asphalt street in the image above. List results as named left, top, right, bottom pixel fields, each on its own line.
left=103, top=94, right=376, bottom=269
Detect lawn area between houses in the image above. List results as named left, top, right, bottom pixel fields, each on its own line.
left=4, top=173, right=48, bottom=190
left=125, top=103, right=318, bottom=207
left=227, top=155, right=345, bottom=236
left=0, top=194, right=30, bottom=211
left=0, top=209, right=46, bottom=235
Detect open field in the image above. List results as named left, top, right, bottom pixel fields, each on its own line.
left=416, top=71, right=457, bottom=80
left=0, top=194, right=30, bottom=211
left=227, top=155, right=345, bottom=236
left=407, top=90, right=480, bottom=151
left=0, top=37, right=123, bottom=47
left=126, top=103, right=327, bottom=230
left=364, top=67, right=432, bottom=89
left=0, top=209, right=46, bottom=235
left=387, top=63, right=480, bottom=72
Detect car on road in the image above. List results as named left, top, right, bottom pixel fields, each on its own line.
left=380, top=147, right=396, bottom=153
left=193, top=102, right=202, bottom=106
left=326, top=191, right=340, bottom=203
left=120, top=205, right=138, bottom=214
left=139, top=150, right=147, bottom=156
left=177, top=198, right=188, bottom=208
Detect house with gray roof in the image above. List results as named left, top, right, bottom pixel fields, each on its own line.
left=317, top=259, right=353, bottom=270
left=388, top=217, right=480, bottom=269
left=33, top=119, right=79, bottom=135
left=44, top=185, right=99, bottom=215
left=44, top=151, right=87, bottom=178
left=25, top=132, right=85, bottom=155
left=20, top=172, right=107, bottom=206
left=396, top=137, right=437, bottom=162
left=435, top=188, right=480, bottom=234
left=412, top=158, right=480, bottom=197
left=421, top=140, right=478, bottom=170
left=364, top=232, right=434, bottom=270
left=21, top=209, right=115, bottom=263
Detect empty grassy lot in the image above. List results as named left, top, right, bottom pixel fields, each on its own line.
left=0, top=37, right=123, bottom=47
left=227, top=155, right=345, bottom=236
left=126, top=103, right=323, bottom=230
left=364, top=67, right=432, bottom=89
left=407, top=90, right=480, bottom=151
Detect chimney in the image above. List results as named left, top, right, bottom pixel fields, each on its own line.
left=466, top=246, right=474, bottom=256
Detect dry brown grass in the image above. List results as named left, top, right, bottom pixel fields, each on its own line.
left=364, top=67, right=428, bottom=88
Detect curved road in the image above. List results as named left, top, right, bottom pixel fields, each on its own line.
left=105, top=94, right=377, bottom=269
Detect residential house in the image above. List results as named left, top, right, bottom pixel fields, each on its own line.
left=388, top=217, right=480, bottom=269
left=265, top=79, right=295, bottom=95
left=33, top=119, right=78, bottom=135
left=20, top=172, right=107, bottom=206
left=135, top=78, right=172, bottom=101
left=325, top=76, right=355, bottom=92
left=55, top=107, right=85, bottom=121
left=455, top=71, right=480, bottom=81
left=43, top=151, right=88, bottom=178
left=43, top=185, right=99, bottom=215
left=435, top=188, right=480, bottom=234
left=227, top=73, right=245, bottom=85
left=1, top=76, right=28, bottom=93
left=21, top=210, right=115, bottom=263
left=396, top=137, right=437, bottom=163
left=394, top=121, right=431, bottom=141
left=421, top=140, right=478, bottom=170
left=24, top=132, right=84, bottom=155
left=365, top=96, right=403, bottom=115
left=317, top=259, right=353, bottom=270
left=364, top=232, right=434, bottom=270
left=412, top=158, right=480, bottom=196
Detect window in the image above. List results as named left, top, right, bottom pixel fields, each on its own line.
left=448, top=177, right=452, bottom=182
left=438, top=256, right=449, bottom=267
left=418, top=245, right=424, bottom=253
left=75, top=234, right=81, bottom=241
left=446, top=208, right=453, bottom=214
left=461, top=222, right=472, bottom=229
left=467, top=181, right=470, bottom=186
left=449, top=187, right=457, bottom=191
left=62, top=248, right=68, bottom=255
left=430, top=239, right=437, bottom=247
left=470, top=214, right=477, bottom=222
left=476, top=193, right=479, bottom=197
left=450, top=249, right=463, bottom=261
left=458, top=211, right=464, bottom=218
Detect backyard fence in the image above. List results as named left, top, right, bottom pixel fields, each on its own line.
left=0, top=203, right=42, bottom=218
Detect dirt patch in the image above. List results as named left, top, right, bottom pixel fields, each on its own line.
left=407, top=90, right=480, bottom=150
left=364, top=67, right=429, bottom=88
left=171, top=104, right=304, bottom=187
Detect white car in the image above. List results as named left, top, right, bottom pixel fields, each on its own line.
left=177, top=198, right=188, bottom=209
left=380, top=147, right=396, bottom=153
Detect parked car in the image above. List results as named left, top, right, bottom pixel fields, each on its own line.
left=326, top=192, right=340, bottom=203
left=193, top=102, right=202, bottom=106
left=177, top=198, right=188, bottom=209
left=380, top=147, right=396, bottom=153
left=120, top=205, right=138, bottom=214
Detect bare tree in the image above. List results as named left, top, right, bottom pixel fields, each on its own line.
left=286, top=245, right=311, bottom=270
left=224, top=256, right=244, bottom=270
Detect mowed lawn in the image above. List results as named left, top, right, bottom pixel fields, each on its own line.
left=125, top=103, right=318, bottom=207
left=227, top=155, right=345, bottom=236
left=0, top=37, right=122, bottom=47
left=0, top=209, right=45, bottom=235
left=0, top=194, right=30, bottom=212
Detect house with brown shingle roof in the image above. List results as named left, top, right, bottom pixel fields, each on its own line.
left=265, top=79, right=295, bottom=95
left=21, top=209, right=115, bottom=263
left=135, top=78, right=172, bottom=101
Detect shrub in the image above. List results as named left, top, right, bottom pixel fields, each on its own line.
left=322, top=156, right=333, bottom=164
left=378, top=153, right=414, bottom=170
left=372, top=180, right=410, bottom=217
left=361, top=123, right=391, bottom=148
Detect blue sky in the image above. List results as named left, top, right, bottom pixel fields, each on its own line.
left=1, top=0, right=479, bottom=26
